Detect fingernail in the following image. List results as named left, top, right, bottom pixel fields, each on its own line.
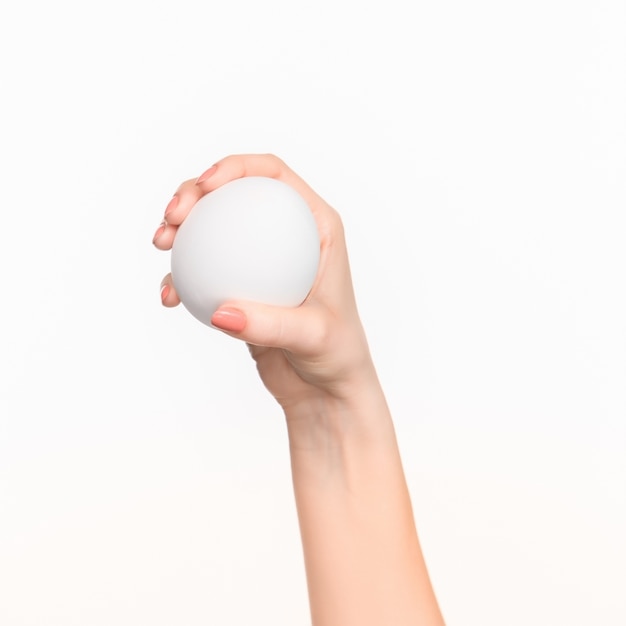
left=211, top=307, right=247, bottom=332
left=164, top=195, right=179, bottom=219
left=160, top=284, right=170, bottom=303
left=195, top=164, right=218, bottom=185
left=152, top=221, right=167, bottom=244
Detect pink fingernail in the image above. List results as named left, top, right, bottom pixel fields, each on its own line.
left=160, top=284, right=170, bottom=303
left=211, top=307, right=246, bottom=332
left=195, top=164, right=218, bottom=185
left=164, top=195, right=179, bottom=219
left=152, top=221, right=166, bottom=244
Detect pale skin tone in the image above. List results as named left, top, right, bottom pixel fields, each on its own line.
left=153, top=154, right=446, bottom=626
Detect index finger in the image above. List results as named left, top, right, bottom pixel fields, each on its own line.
left=196, top=154, right=326, bottom=212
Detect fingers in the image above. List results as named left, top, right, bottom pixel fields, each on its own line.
left=152, top=178, right=204, bottom=250
left=154, top=154, right=334, bottom=251
left=159, top=273, right=180, bottom=307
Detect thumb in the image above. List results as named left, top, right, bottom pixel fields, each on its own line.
left=210, top=300, right=328, bottom=354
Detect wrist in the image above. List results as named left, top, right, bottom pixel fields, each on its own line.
left=282, top=369, right=398, bottom=458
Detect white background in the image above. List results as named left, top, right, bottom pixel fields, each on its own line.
left=1, top=1, right=624, bottom=624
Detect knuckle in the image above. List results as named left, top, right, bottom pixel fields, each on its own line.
left=261, top=153, right=288, bottom=176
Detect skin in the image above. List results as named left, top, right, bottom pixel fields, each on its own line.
left=153, top=154, right=446, bottom=626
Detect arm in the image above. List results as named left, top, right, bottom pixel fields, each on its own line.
left=154, top=153, right=445, bottom=626
left=285, top=379, right=444, bottom=626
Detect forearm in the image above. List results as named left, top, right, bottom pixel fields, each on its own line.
left=285, top=378, right=445, bottom=626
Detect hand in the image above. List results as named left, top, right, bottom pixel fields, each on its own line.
left=153, top=154, right=376, bottom=410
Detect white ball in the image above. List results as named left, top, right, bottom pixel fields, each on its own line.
left=171, top=176, right=320, bottom=327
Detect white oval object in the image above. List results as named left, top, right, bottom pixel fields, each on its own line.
left=171, top=176, right=320, bottom=327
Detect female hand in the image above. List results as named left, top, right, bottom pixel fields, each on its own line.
left=153, top=154, right=376, bottom=411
